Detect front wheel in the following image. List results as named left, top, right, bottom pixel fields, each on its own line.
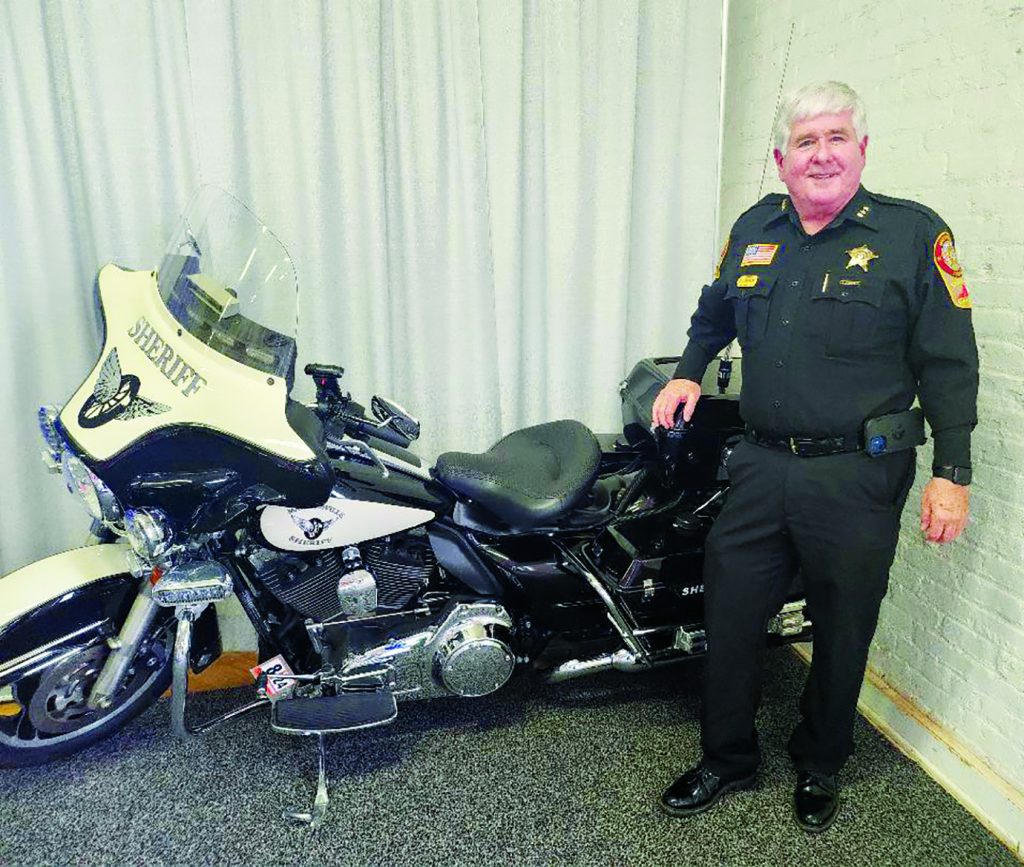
left=0, top=576, right=173, bottom=767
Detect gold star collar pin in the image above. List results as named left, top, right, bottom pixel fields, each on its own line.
left=845, top=245, right=879, bottom=272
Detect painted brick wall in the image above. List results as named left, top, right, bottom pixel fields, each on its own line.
left=719, top=0, right=1024, bottom=794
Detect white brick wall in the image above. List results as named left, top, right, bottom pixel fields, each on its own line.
left=720, top=0, right=1024, bottom=800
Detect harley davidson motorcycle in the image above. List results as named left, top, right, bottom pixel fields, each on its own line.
left=0, top=188, right=809, bottom=826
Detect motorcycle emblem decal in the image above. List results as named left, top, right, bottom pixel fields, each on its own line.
left=77, top=349, right=172, bottom=429
left=127, top=317, right=208, bottom=397
left=290, top=512, right=339, bottom=540
left=845, top=245, right=878, bottom=272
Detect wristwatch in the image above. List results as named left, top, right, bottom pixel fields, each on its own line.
left=933, top=465, right=972, bottom=486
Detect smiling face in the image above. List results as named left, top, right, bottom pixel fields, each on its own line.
left=774, top=111, right=867, bottom=221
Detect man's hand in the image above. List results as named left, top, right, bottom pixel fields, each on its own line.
left=920, top=477, right=970, bottom=543
left=652, top=378, right=702, bottom=429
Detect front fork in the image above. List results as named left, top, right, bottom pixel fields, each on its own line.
left=87, top=577, right=161, bottom=710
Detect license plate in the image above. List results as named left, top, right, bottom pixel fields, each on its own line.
left=250, top=654, right=296, bottom=700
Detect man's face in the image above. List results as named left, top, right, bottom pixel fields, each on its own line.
left=773, top=111, right=867, bottom=214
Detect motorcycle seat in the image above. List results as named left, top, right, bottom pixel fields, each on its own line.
left=433, top=420, right=601, bottom=529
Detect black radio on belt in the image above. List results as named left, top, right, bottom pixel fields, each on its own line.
left=863, top=407, right=926, bottom=457
left=746, top=408, right=925, bottom=458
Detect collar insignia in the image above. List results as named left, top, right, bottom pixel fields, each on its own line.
left=855, top=204, right=871, bottom=219
left=845, top=245, right=878, bottom=272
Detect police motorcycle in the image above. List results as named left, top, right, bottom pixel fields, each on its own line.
left=0, top=188, right=810, bottom=826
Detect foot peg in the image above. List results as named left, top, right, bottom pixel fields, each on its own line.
left=271, top=690, right=398, bottom=735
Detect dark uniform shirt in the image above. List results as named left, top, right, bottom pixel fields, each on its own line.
left=675, top=186, right=979, bottom=467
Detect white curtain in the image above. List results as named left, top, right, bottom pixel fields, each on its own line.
left=0, top=0, right=722, bottom=574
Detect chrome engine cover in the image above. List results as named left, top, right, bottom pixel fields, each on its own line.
left=337, top=602, right=514, bottom=701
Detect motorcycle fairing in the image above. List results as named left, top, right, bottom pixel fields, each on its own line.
left=60, top=264, right=316, bottom=465
left=260, top=493, right=434, bottom=551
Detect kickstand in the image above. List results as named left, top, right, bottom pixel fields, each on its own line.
left=283, top=734, right=329, bottom=828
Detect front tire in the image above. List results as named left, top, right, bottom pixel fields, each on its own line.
left=0, top=576, right=173, bottom=767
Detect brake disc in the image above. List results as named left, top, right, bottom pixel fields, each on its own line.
left=28, top=645, right=109, bottom=735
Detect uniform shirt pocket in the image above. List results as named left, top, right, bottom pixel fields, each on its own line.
left=724, top=274, right=777, bottom=351
left=811, top=278, right=885, bottom=358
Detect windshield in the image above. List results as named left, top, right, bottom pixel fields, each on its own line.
left=157, top=187, right=298, bottom=383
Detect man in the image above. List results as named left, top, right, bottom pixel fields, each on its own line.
left=652, top=81, right=978, bottom=832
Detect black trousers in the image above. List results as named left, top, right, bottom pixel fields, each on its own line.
left=699, top=439, right=916, bottom=778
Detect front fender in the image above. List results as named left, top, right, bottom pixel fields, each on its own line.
left=0, top=545, right=133, bottom=634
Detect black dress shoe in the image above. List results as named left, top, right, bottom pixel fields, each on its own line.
left=659, top=764, right=757, bottom=817
left=793, top=771, right=840, bottom=832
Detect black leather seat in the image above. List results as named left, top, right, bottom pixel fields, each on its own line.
left=433, top=420, right=601, bottom=529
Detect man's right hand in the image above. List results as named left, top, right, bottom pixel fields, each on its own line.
left=652, top=378, right=702, bottom=429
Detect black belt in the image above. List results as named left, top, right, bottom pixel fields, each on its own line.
left=745, top=426, right=862, bottom=457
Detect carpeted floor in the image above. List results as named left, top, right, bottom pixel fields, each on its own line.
left=0, top=648, right=1015, bottom=866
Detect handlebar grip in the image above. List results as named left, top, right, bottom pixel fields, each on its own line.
left=331, top=413, right=410, bottom=449
left=359, top=419, right=410, bottom=448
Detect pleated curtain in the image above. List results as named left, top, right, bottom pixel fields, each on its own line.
left=0, top=0, right=722, bottom=573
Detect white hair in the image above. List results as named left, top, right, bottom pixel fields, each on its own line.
left=773, top=81, right=868, bottom=153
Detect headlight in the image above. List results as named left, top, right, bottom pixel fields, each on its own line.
left=124, top=508, right=172, bottom=561
left=38, top=405, right=64, bottom=469
left=61, top=453, right=122, bottom=523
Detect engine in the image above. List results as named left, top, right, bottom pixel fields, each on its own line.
left=333, top=602, right=516, bottom=700
left=248, top=530, right=436, bottom=622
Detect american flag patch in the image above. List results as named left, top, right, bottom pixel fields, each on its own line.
left=740, top=243, right=779, bottom=267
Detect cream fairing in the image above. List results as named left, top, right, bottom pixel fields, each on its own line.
left=60, top=265, right=315, bottom=464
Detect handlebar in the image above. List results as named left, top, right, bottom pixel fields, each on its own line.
left=325, top=411, right=411, bottom=449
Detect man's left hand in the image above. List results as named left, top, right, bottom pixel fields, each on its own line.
left=920, top=478, right=970, bottom=543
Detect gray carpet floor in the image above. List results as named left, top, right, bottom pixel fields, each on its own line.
left=0, top=647, right=1015, bottom=866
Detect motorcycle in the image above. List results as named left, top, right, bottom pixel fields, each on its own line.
left=0, top=188, right=809, bottom=826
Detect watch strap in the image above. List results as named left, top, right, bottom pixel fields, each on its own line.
left=932, top=465, right=972, bottom=485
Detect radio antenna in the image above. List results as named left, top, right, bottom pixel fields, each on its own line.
left=757, top=21, right=796, bottom=199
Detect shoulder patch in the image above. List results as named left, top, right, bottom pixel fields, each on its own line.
left=933, top=231, right=971, bottom=309
left=714, top=235, right=730, bottom=281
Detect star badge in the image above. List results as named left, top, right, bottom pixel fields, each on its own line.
left=845, top=245, right=878, bottom=272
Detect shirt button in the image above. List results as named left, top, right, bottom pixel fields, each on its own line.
left=801, top=244, right=811, bottom=252
left=781, top=319, right=790, bottom=326
left=773, top=400, right=782, bottom=408
left=775, top=360, right=784, bottom=368
left=790, top=280, right=799, bottom=287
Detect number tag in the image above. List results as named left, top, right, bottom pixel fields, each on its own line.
left=250, top=654, right=296, bottom=700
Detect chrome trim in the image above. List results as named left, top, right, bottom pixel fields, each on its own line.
left=544, top=648, right=692, bottom=684
left=674, top=626, right=707, bottom=654
left=0, top=620, right=111, bottom=683
left=372, top=448, right=433, bottom=482
left=767, top=599, right=811, bottom=636
left=87, top=580, right=161, bottom=709
left=283, top=734, right=330, bottom=829
left=152, top=561, right=232, bottom=606
left=325, top=436, right=389, bottom=479
left=171, top=609, right=270, bottom=737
